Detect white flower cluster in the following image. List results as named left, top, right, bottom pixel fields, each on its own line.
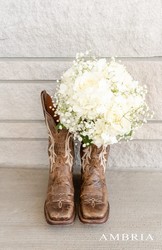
left=54, top=52, right=153, bottom=147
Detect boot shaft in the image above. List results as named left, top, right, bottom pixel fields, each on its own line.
left=41, top=90, right=74, bottom=172
left=81, top=144, right=110, bottom=172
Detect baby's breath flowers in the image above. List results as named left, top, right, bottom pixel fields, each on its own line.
left=53, top=52, right=153, bottom=147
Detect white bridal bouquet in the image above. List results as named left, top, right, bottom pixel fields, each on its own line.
left=53, top=52, right=152, bottom=147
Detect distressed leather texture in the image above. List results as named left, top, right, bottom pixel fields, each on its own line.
left=79, top=144, right=110, bottom=223
left=41, top=90, right=75, bottom=225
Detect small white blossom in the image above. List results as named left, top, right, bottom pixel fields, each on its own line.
left=53, top=52, right=153, bottom=147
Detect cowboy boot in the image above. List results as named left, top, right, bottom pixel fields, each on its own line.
left=41, top=90, right=75, bottom=225
left=79, top=144, right=110, bottom=224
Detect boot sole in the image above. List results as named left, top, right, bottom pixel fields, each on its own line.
left=78, top=202, right=110, bottom=224
left=44, top=203, right=75, bottom=225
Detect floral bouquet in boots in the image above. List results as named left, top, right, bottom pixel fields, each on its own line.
left=42, top=52, right=152, bottom=224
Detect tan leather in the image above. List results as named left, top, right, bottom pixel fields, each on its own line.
left=79, top=144, right=110, bottom=224
left=41, top=90, right=75, bottom=225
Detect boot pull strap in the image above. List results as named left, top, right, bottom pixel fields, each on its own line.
left=41, top=90, right=58, bottom=133
left=41, top=90, right=46, bottom=118
left=41, top=90, right=55, bottom=118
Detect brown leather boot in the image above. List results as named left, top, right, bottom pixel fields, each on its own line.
left=41, top=90, right=75, bottom=225
left=79, top=144, right=110, bottom=224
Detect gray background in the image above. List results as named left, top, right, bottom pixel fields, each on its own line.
left=0, top=2, right=162, bottom=250
left=0, top=0, right=162, bottom=169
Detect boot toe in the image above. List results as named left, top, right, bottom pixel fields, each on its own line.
left=81, top=205, right=107, bottom=219
left=45, top=202, right=74, bottom=223
left=80, top=202, right=108, bottom=221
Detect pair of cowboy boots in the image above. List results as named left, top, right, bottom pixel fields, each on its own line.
left=41, top=91, right=110, bottom=225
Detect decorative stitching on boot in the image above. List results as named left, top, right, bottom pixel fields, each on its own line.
left=65, top=132, right=73, bottom=171
left=99, top=146, right=107, bottom=172
left=45, top=116, right=56, bottom=172
left=82, top=146, right=92, bottom=171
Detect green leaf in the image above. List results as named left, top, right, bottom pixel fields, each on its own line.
left=80, top=134, right=93, bottom=145
left=56, top=122, right=66, bottom=131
